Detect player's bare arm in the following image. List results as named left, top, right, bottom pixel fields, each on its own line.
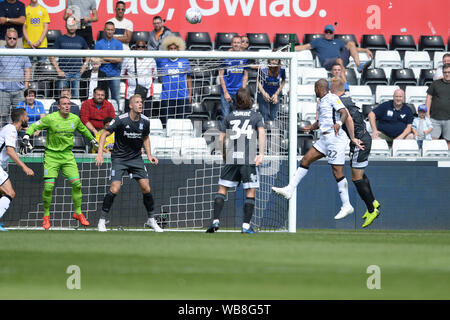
left=334, top=108, right=348, bottom=135
left=95, top=130, right=111, bottom=167
left=6, top=147, right=34, bottom=176
left=143, top=135, right=158, bottom=165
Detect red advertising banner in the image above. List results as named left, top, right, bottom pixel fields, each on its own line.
left=40, top=0, right=449, bottom=44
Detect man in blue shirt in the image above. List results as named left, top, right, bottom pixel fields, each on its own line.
left=295, top=24, right=373, bottom=81
left=94, top=21, right=123, bottom=107
left=368, top=89, right=414, bottom=144
left=219, top=35, right=248, bottom=122
left=50, top=18, right=89, bottom=99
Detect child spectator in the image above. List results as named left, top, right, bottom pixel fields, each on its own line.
left=412, top=104, right=433, bottom=149
left=92, top=117, right=114, bottom=154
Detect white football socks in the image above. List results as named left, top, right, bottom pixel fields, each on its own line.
left=288, top=166, right=309, bottom=191
left=0, top=196, right=11, bottom=219
left=337, top=178, right=351, bottom=207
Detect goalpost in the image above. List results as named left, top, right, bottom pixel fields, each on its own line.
left=0, top=47, right=298, bottom=233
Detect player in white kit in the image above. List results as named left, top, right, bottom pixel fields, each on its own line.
left=0, top=109, right=35, bottom=231
left=272, top=79, right=363, bottom=219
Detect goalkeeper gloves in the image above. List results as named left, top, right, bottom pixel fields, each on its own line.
left=90, top=139, right=99, bottom=150
left=19, top=134, right=33, bottom=155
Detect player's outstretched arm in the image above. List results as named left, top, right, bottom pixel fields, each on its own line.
left=7, top=146, right=34, bottom=176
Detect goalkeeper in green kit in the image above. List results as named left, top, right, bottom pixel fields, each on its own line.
left=21, top=96, right=98, bottom=230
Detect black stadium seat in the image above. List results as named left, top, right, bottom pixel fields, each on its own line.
left=246, top=33, right=271, bottom=51
left=345, top=68, right=358, bottom=85
left=273, top=33, right=299, bottom=50
left=97, top=30, right=105, bottom=41
left=46, top=29, right=62, bottom=48
left=186, top=32, right=213, bottom=51
left=362, top=104, right=378, bottom=120
left=334, top=34, right=358, bottom=45
left=418, top=35, right=445, bottom=59
left=390, top=35, right=416, bottom=59
left=361, top=68, right=388, bottom=86
left=303, top=33, right=324, bottom=44
left=361, top=34, right=388, bottom=52
left=130, top=31, right=150, bottom=47
left=418, top=69, right=435, bottom=86
left=389, top=69, right=417, bottom=88
left=215, top=32, right=238, bottom=51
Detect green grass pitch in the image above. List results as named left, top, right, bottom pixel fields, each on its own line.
left=1, top=229, right=449, bottom=300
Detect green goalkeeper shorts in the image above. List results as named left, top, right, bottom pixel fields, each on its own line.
left=43, top=150, right=79, bottom=179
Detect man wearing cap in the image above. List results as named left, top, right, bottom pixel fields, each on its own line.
left=368, top=89, right=414, bottom=145
left=412, top=104, right=433, bottom=149
left=295, top=24, right=373, bottom=81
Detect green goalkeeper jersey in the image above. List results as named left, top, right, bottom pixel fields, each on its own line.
left=26, top=111, right=94, bottom=153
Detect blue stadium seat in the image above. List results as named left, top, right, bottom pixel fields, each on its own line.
left=215, top=32, right=238, bottom=51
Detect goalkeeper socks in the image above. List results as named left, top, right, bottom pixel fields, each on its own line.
left=42, top=179, right=55, bottom=216
left=336, top=176, right=350, bottom=207
left=0, top=195, right=12, bottom=219
left=70, top=178, right=82, bottom=215
left=143, top=192, right=154, bottom=218
left=243, top=197, right=255, bottom=224
left=101, top=191, right=117, bottom=219
left=353, top=178, right=375, bottom=213
left=213, top=193, right=226, bottom=220
left=288, top=165, right=309, bottom=191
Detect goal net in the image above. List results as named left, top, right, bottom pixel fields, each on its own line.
left=0, top=47, right=298, bottom=232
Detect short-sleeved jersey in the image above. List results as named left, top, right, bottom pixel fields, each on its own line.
left=259, top=67, right=286, bottom=96
left=310, top=38, right=346, bottom=66
left=95, top=38, right=123, bottom=77
left=106, top=113, right=150, bottom=161
left=317, top=92, right=346, bottom=134
left=156, top=58, right=192, bottom=100
left=221, top=59, right=248, bottom=95
left=23, top=4, right=51, bottom=48
left=16, top=100, right=46, bottom=124
left=0, top=124, right=17, bottom=169
left=53, top=35, right=88, bottom=73
left=427, top=79, right=450, bottom=120
left=221, top=109, right=264, bottom=165
left=372, top=100, right=414, bottom=138
left=25, top=111, right=93, bottom=153
left=340, top=95, right=367, bottom=139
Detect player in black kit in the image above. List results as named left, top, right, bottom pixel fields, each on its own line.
left=206, top=87, right=266, bottom=234
left=95, top=94, right=162, bottom=232
left=330, top=77, right=381, bottom=228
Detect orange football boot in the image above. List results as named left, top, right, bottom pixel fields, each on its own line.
left=43, top=216, right=51, bottom=230
left=73, top=213, right=90, bottom=226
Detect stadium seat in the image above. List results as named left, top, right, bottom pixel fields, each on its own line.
left=361, top=68, right=388, bottom=86
left=186, top=32, right=213, bottom=51
left=389, top=35, right=416, bottom=58
left=153, top=83, right=162, bottom=100
left=300, top=67, right=328, bottom=85
left=345, top=68, right=358, bottom=85
left=188, top=102, right=210, bottom=122
left=73, top=133, right=87, bottom=153
left=347, top=52, right=371, bottom=69
left=180, top=137, right=209, bottom=157
left=295, top=50, right=315, bottom=68
left=296, top=84, right=316, bottom=103
left=349, top=85, right=375, bottom=105
left=149, top=118, right=165, bottom=136
left=214, top=32, right=238, bottom=51
left=151, top=136, right=181, bottom=157
left=362, top=104, right=378, bottom=119
left=418, top=35, right=445, bottom=58
left=375, top=85, right=399, bottom=104
left=334, top=34, right=358, bottom=45
left=303, top=33, right=324, bottom=44
left=31, top=133, right=46, bottom=153
left=46, top=29, right=62, bottom=49
left=247, top=81, right=257, bottom=98
left=422, top=140, right=449, bottom=157
left=130, top=31, right=150, bottom=47
left=418, top=69, right=435, bottom=86
left=403, top=51, right=433, bottom=69
left=392, top=140, right=420, bottom=157
left=370, top=139, right=391, bottom=157
left=433, top=51, right=448, bottom=69
left=374, top=50, right=403, bottom=69
left=361, top=34, right=388, bottom=52
left=389, top=69, right=417, bottom=88
left=97, top=31, right=105, bottom=41
left=274, top=33, right=299, bottom=50
left=202, top=84, right=221, bottom=100
left=405, top=85, right=428, bottom=105
left=247, top=33, right=271, bottom=51
left=298, top=101, right=317, bottom=123
left=171, top=31, right=181, bottom=38
left=166, top=119, right=194, bottom=137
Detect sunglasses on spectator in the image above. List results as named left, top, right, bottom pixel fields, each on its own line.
left=116, top=7, right=125, bottom=11
left=7, top=36, right=17, bottom=40
left=136, top=45, right=147, bottom=48
left=324, top=30, right=333, bottom=34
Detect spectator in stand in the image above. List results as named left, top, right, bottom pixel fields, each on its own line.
left=91, top=117, right=114, bottom=154
left=80, top=57, right=109, bottom=102
left=80, top=87, right=115, bottom=137
left=257, top=57, right=286, bottom=121
left=426, top=63, right=450, bottom=149
left=219, top=35, right=248, bottom=121
left=63, top=0, right=98, bottom=49
left=16, top=88, right=45, bottom=124
left=329, top=62, right=349, bottom=91
left=412, top=104, right=433, bottom=149
left=0, top=0, right=25, bottom=48
left=241, top=35, right=249, bottom=51
left=94, top=21, right=123, bottom=107
left=22, top=0, right=49, bottom=61
left=368, top=89, right=414, bottom=145
left=147, top=15, right=172, bottom=51
left=433, top=53, right=450, bottom=81
left=0, top=28, right=31, bottom=126
left=49, top=17, right=89, bottom=99
left=295, top=24, right=372, bottom=79
left=48, top=87, right=80, bottom=116
left=107, top=1, right=133, bottom=51
left=156, top=36, right=192, bottom=126
left=121, top=40, right=157, bottom=114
